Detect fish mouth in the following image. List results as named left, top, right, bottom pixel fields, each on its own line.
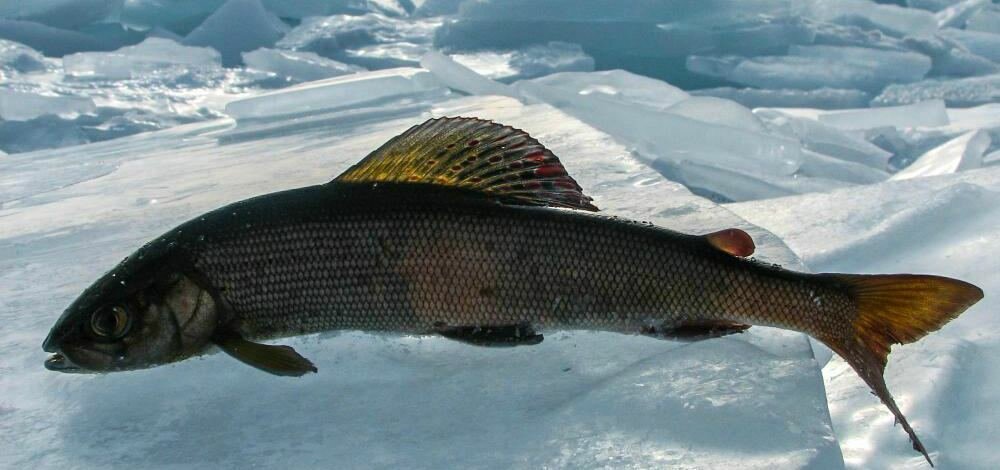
left=45, top=353, right=87, bottom=373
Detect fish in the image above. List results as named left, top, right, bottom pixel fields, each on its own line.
left=43, top=117, right=981, bottom=466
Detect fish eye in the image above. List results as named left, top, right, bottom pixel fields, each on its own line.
left=90, top=305, right=132, bottom=340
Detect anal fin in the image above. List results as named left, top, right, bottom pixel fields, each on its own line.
left=213, top=329, right=317, bottom=377
left=642, top=320, right=751, bottom=342
left=435, top=322, right=544, bottom=347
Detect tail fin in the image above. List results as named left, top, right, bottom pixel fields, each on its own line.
left=819, top=274, right=983, bottom=467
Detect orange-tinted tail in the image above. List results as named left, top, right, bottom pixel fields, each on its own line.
left=819, top=273, right=983, bottom=467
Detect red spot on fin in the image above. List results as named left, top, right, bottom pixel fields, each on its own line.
left=704, top=228, right=755, bottom=257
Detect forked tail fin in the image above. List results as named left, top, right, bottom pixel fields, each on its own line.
left=819, top=273, right=983, bottom=467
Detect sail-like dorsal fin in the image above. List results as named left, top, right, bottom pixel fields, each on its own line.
left=332, top=117, right=599, bottom=211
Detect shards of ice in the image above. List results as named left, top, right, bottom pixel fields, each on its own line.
left=818, top=99, right=949, bottom=130
left=224, top=67, right=442, bottom=121
left=119, top=0, right=226, bottom=36
left=755, top=109, right=892, bottom=169
left=873, top=74, right=1000, bottom=107
left=243, top=48, right=364, bottom=84
left=966, top=6, right=1000, bottom=33
left=0, top=0, right=121, bottom=30
left=0, top=39, right=47, bottom=73
left=664, top=97, right=767, bottom=133
left=182, top=0, right=289, bottom=67
left=797, top=149, right=890, bottom=184
left=0, top=19, right=109, bottom=56
left=0, top=89, right=95, bottom=121
left=798, top=0, right=938, bottom=37
left=939, top=28, right=1000, bottom=63
left=515, top=73, right=802, bottom=177
left=934, top=0, right=992, bottom=29
left=521, top=70, right=690, bottom=111
left=63, top=38, right=222, bottom=80
left=689, top=45, right=931, bottom=92
left=420, top=50, right=516, bottom=97
left=691, top=87, right=871, bottom=110
left=900, top=34, right=998, bottom=78
left=277, top=13, right=439, bottom=69
left=449, top=42, right=594, bottom=82
left=891, top=130, right=990, bottom=180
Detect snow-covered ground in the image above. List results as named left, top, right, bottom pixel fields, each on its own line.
left=2, top=0, right=999, bottom=468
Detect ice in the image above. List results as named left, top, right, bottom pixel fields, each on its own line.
left=818, top=100, right=949, bottom=130
left=802, top=0, right=937, bottom=36
left=985, top=149, right=1000, bottom=166
left=900, top=34, right=998, bottom=78
left=891, top=130, right=989, bottom=180
left=690, top=46, right=932, bottom=92
left=0, top=0, right=121, bottom=30
left=120, top=0, right=226, bottom=36
left=727, top=166, right=1000, bottom=468
left=653, top=159, right=850, bottom=203
left=449, top=42, right=595, bottom=83
left=938, top=28, right=1000, bottom=63
left=691, top=87, right=872, bottom=110
left=0, top=19, right=109, bottom=56
left=934, top=0, right=991, bottom=28
left=797, top=149, right=891, bottom=184
left=515, top=76, right=803, bottom=179
left=242, top=48, right=364, bottom=83
left=0, top=89, right=96, bottom=121
left=664, top=97, right=767, bottom=133
left=277, top=13, right=440, bottom=69
left=63, top=38, right=222, bottom=80
left=224, top=67, right=443, bottom=121
left=798, top=0, right=939, bottom=36
left=873, top=73, right=1000, bottom=106
left=521, top=70, right=690, bottom=111
left=182, top=0, right=289, bottom=67
left=0, top=39, right=47, bottom=73
left=420, top=50, right=516, bottom=97
left=966, top=5, right=1000, bottom=33
left=0, top=93, right=841, bottom=469
left=755, top=109, right=893, bottom=169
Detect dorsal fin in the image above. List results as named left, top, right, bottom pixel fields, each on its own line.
left=332, top=117, right=598, bottom=211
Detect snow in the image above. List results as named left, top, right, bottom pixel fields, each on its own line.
left=2, top=0, right=1000, bottom=467
left=181, top=0, right=288, bottom=67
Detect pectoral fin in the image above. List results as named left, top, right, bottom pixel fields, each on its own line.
left=435, top=322, right=544, bottom=347
left=642, top=320, right=751, bottom=342
left=213, top=330, right=317, bottom=377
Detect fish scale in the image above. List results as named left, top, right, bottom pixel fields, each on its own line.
left=192, top=194, right=852, bottom=342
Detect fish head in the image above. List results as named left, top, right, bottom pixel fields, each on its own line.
left=43, top=245, right=219, bottom=374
